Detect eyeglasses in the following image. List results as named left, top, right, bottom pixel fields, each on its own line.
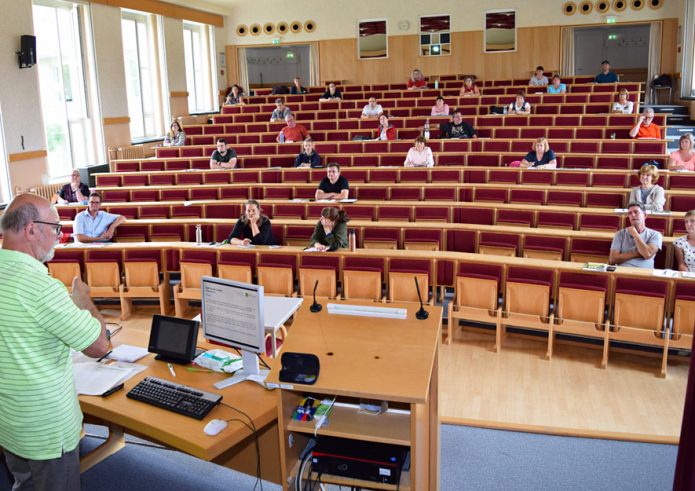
left=34, top=220, right=62, bottom=236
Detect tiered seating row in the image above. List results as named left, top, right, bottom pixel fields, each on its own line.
left=240, top=83, right=641, bottom=106
left=56, top=200, right=690, bottom=237
left=96, top=166, right=694, bottom=191
left=90, top=182, right=695, bottom=212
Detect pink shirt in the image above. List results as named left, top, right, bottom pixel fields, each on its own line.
left=431, top=104, right=450, bottom=116
left=670, top=150, right=695, bottom=171
left=404, top=147, right=434, bottom=167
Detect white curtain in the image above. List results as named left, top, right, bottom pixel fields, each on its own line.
left=647, top=21, right=662, bottom=103
left=309, top=42, right=320, bottom=86
left=560, top=27, right=575, bottom=77
left=237, top=47, right=250, bottom=95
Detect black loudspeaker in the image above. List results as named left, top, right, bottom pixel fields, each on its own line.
left=18, top=35, right=36, bottom=68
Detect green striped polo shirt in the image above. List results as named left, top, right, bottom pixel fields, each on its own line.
left=0, top=248, right=100, bottom=460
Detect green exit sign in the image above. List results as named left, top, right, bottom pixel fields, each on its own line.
left=271, top=38, right=280, bottom=45
left=608, top=34, right=618, bottom=40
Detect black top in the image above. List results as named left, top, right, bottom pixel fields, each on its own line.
left=295, top=152, right=322, bottom=168
left=439, top=121, right=477, bottom=139
left=523, top=150, right=556, bottom=167
left=211, top=149, right=237, bottom=163
left=321, top=90, right=342, bottom=100
left=318, top=175, right=349, bottom=194
left=290, top=85, right=307, bottom=94
left=59, top=182, right=90, bottom=203
left=226, top=217, right=273, bottom=245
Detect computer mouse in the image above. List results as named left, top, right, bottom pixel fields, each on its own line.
left=203, top=418, right=228, bottom=436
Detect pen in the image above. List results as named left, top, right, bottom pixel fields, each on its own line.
left=167, top=363, right=177, bottom=377
left=96, top=350, right=112, bottom=363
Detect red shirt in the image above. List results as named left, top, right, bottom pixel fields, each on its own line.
left=407, top=78, right=427, bottom=89
left=280, top=124, right=310, bottom=142
left=636, top=123, right=661, bottom=139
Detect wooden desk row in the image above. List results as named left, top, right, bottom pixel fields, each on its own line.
left=56, top=218, right=681, bottom=270
left=208, top=112, right=661, bottom=132
left=96, top=165, right=693, bottom=191
left=92, top=182, right=695, bottom=212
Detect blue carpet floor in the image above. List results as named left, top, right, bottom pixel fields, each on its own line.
left=1, top=424, right=677, bottom=490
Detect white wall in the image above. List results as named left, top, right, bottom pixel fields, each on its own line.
left=163, top=17, right=188, bottom=93
left=91, top=3, right=129, bottom=119
left=222, top=0, right=680, bottom=45
left=0, top=0, right=45, bottom=156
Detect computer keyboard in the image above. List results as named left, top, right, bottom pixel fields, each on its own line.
left=126, top=376, right=222, bottom=420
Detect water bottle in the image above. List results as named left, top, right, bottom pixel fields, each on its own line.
left=195, top=225, right=202, bottom=244
left=503, top=106, right=508, bottom=115
left=434, top=79, right=439, bottom=90
left=610, top=132, right=616, bottom=140
left=424, top=119, right=430, bottom=140
left=349, top=229, right=356, bottom=252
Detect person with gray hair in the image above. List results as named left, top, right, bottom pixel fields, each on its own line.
left=629, top=107, right=661, bottom=139
left=609, top=202, right=663, bottom=269
left=0, top=193, right=110, bottom=491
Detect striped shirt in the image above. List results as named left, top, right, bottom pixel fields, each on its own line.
left=0, top=248, right=100, bottom=459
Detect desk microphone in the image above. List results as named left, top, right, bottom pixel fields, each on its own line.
left=310, top=280, right=322, bottom=313
left=414, top=277, right=429, bottom=320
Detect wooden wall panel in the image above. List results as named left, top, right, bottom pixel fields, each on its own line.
left=661, top=18, right=678, bottom=75
left=318, top=26, right=561, bottom=85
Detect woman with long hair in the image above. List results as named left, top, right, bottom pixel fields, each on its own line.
left=226, top=199, right=273, bottom=245
left=307, top=207, right=350, bottom=251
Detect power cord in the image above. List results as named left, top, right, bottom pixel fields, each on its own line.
left=220, top=401, right=263, bottom=491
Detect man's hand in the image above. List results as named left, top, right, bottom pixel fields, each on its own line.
left=71, top=277, right=92, bottom=309
left=626, top=226, right=639, bottom=239
left=637, top=115, right=645, bottom=125
left=100, top=228, right=114, bottom=240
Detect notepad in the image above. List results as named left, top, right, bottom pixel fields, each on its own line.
left=107, top=344, right=149, bottom=363
left=72, top=352, right=145, bottom=395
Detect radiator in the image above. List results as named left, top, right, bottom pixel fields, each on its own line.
left=32, top=183, right=64, bottom=200
left=117, top=145, right=145, bottom=160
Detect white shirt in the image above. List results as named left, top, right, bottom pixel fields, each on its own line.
left=362, top=104, right=383, bottom=117
left=612, top=101, right=634, bottom=114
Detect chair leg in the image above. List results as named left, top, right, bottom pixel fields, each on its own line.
left=660, top=329, right=670, bottom=379
left=174, top=288, right=185, bottom=318
left=546, top=321, right=555, bottom=361
left=158, top=284, right=170, bottom=316
left=446, top=304, right=453, bottom=345
left=120, top=298, right=133, bottom=321
left=601, top=320, right=610, bottom=369
left=494, top=313, right=503, bottom=353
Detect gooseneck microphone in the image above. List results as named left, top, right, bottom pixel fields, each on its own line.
left=414, top=277, right=429, bottom=320
left=310, top=280, right=322, bottom=313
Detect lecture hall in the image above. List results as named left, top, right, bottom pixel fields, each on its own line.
left=1, top=0, right=695, bottom=489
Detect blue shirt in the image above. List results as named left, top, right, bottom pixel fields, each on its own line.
left=547, top=84, right=566, bottom=94
left=594, top=72, right=619, bottom=83
left=74, top=210, right=119, bottom=242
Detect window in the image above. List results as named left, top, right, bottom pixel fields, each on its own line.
left=183, top=22, right=217, bottom=113
left=357, top=20, right=388, bottom=60
left=484, top=10, right=517, bottom=53
left=0, top=109, right=10, bottom=202
left=33, top=1, right=104, bottom=178
left=122, top=11, right=161, bottom=139
left=420, top=15, right=451, bottom=57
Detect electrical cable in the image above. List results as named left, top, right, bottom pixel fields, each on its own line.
left=220, top=401, right=263, bottom=491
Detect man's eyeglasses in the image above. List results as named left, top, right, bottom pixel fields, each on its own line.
left=34, top=220, right=62, bottom=236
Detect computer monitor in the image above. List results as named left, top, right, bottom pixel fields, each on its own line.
left=148, top=314, right=200, bottom=364
left=201, top=276, right=267, bottom=389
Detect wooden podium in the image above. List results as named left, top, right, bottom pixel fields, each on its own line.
left=266, top=300, right=441, bottom=491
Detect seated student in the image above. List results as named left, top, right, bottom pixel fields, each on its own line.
left=375, top=114, right=397, bottom=141
left=315, top=163, right=349, bottom=200
left=361, top=97, right=384, bottom=119
left=163, top=121, right=186, bottom=147
left=210, top=138, right=238, bottom=169
left=277, top=115, right=310, bottom=143
left=609, top=202, right=662, bottom=269
left=224, top=84, right=245, bottom=105
left=270, top=98, right=292, bottom=122
left=546, top=75, right=566, bottom=94
left=307, top=207, right=350, bottom=251
left=407, top=69, right=427, bottom=90
left=431, top=96, right=450, bottom=116
left=459, top=76, right=480, bottom=97
left=438, top=109, right=477, bottom=139
left=594, top=60, right=619, bottom=83
left=507, top=91, right=531, bottom=115
left=227, top=199, right=273, bottom=246
left=73, top=192, right=126, bottom=243
left=319, top=83, right=342, bottom=101
left=404, top=136, right=434, bottom=167
left=668, top=133, right=695, bottom=171
left=529, top=66, right=549, bottom=87
left=55, top=170, right=89, bottom=205
left=520, top=137, right=557, bottom=169
left=628, top=164, right=666, bottom=212
left=611, top=88, right=634, bottom=114
left=290, top=77, right=307, bottom=94
left=674, top=210, right=695, bottom=273
left=295, top=138, right=322, bottom=168
left=629, top=107, right=661, bottom=139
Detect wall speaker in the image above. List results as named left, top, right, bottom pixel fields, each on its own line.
left=579, top=0, right=593, bottom=13
left=304, top=20, right=316, bottom=33
left=250, top=23, right=261, bottom=36
left=290, top=21, right=302, bottom=33
left=595, top=0, right=610, bottom=13
left=263, top=22, right=275, bottom=34
left=647, top=0, right=663, bottom=9
left=277, top=22, right=289, bottom=34
left=612, top=0, right=627, bottom=11
left=563, top=1, right=577, bottom=14
left=236, top=24, right=248, bottom=36
left=17, top=34, right=36, bottom=68
left=630, top=0, right=645, bottom=9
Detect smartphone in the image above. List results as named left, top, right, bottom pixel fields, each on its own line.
left=101, top=383, right=124, bottom=397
